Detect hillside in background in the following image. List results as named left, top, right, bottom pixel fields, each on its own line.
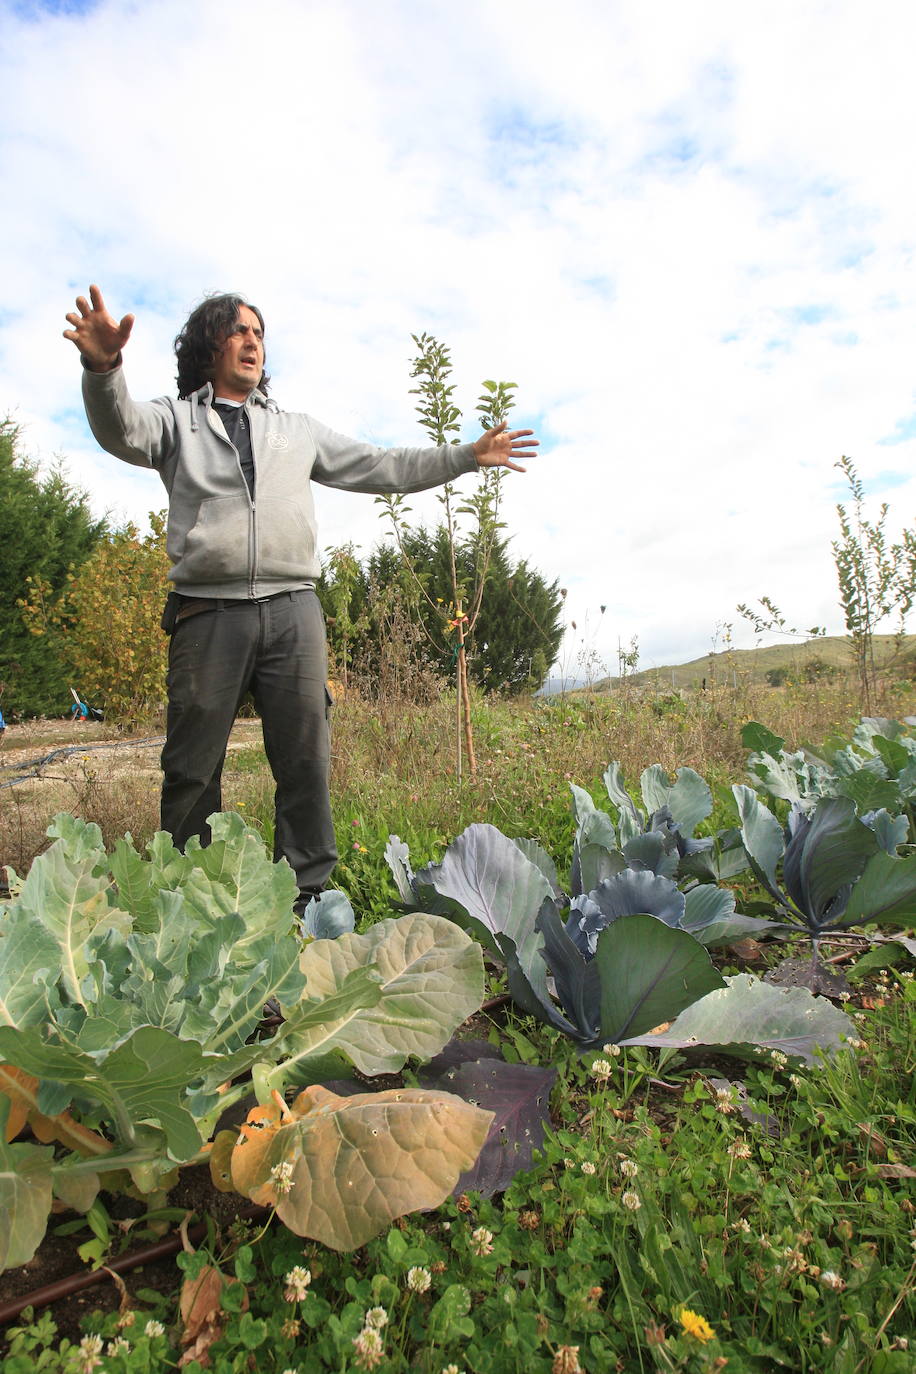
left=581, top=634, right=916, bottom=693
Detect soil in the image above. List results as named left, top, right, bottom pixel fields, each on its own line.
left=0, top=717, right=266, bottom=879
left=0, top=717, right=264, bottom=791
left=0, top=1165, right=253, bottom=1350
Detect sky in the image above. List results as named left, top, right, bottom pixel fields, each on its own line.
left=2, top=0, right=916, bottom=682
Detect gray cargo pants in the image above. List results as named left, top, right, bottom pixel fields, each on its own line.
left=160, top=588, right=337, bottom=894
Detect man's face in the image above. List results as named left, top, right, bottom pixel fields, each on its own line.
left=211, top=305, right=265, bottom=401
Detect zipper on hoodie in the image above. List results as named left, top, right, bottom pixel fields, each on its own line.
left=205, top=394, right=258, bottom=597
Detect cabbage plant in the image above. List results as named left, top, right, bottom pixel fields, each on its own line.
left=388, top=823, right=851, bottom=1063
left=743, top=717, right=916, bottom=832
left=575, top=761, right=750, bottom=886
left=733, top=785, right=916, bottom=988
left=0, top=814, right=492, bottom=1269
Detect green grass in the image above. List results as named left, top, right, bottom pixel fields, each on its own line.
left=4, top=683, right=916, bottom=1373
left=7, top=978, right=914, bottom=1372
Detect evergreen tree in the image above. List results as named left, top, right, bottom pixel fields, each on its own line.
left=319, top=528, right=562, bottom=696
left=0, top=419, right=107, bottom=716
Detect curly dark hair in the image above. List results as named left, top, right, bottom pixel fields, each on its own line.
left=174, top=293, right=270, bottom=398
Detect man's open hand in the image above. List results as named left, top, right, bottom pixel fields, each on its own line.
left=473, top=421, right=538, bottom=473
left=63, top=284, right=134, bottom=371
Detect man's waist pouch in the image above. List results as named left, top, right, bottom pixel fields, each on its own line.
left=161, top=587, right=315, bottom=634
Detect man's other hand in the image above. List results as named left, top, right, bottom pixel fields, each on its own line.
left=473, top=421, right=538, bottom=473
left=63, top=284, right=134, bottom=371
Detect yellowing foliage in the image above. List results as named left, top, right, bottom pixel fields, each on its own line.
left=21, top=511, right=170, bottom=725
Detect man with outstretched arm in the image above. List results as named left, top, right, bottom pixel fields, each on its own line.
left=64, top=285, right=537, bottom=911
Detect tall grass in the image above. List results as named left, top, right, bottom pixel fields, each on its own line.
left=1, top=674, right=910, bottom=883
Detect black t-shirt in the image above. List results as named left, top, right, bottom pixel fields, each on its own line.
left=213, top=399, right=255, bottom=497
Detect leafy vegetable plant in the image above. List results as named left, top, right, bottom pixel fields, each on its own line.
left=733, top=784, right=916, bottom=987
left=743, top=716, right=916, bottom=833
left=0, top=813, right=494, bottom=1268
left=388, top=820, right=852, bottom=1064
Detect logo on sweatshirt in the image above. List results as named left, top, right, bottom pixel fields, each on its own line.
left=266, top=432, right=289, bottom=451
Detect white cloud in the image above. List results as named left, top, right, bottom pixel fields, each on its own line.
left=2, top=0, right=915, bottom=675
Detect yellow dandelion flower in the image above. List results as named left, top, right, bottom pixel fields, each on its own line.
left=678, top=1308, right=715, bottom=1342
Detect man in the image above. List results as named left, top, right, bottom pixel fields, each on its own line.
left=64, top=285, right=536, bottom=910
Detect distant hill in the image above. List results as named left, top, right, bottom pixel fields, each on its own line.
left=587, top=634, right=916, bottom=692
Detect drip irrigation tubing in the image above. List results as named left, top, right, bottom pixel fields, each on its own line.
left=0, top=974, right=510, bottom=1326
left=0, top=738, right=164, bottom=791
left=0, top=1205, right=268, bottom=1327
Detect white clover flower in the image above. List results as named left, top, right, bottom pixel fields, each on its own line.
left=407, top=1266, right=432, bottom=1293
left=352, top=1325, right=384, bottom=1370
left=441, top=1365, right=465, bottom=1374
left=270, top=1159, right=295, bottom=1194
left=471, top=1225, right=494, bottom=1256
left=591, top=1057, right=614, bottom=1080
left=77, top=1334, right=104, bottom=1373
left=602, top=1043, right=622, bottom=1056
left=731, top=1218, right=751, bottom=1234
left=621, top=1190, right=641, bottom=1211
left=144, top=1320, right=165, bottom=1338
left=364, top=1306, right=389, bottom=1329
left=769, top=1050, right=789, bottom=1068
left=106, top=1338, right=131, bottom=1356
left=619, top=1158, right=638, bottom=1177
left=727, top=1139, right=752, bottom=1159
left=580, top=1160, right=597, bottom=1175
left=283, top=1265, right=312, bottom=1302
left=820, top=1270, right=846, bottom=1291
left=714, top=1087, right=736, bottom=1114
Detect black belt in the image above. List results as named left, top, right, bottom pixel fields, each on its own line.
left=175, top=588, right=309, bottom=624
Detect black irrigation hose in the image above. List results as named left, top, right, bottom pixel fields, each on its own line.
left=0, top=1205, right=270, bottom=1327
left=0, top=738, right=165, bottom=791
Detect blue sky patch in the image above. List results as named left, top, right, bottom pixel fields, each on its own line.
left=9, top=0, right=98, bottom=17
left=783, top=303, right=836, bottom=327
left=878, top=413, right=916, bottom=447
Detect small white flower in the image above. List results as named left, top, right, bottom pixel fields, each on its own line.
left=106, top=1338, right=131, bottom=1356
left=714, top=1087, right=736, bottom=1114
left=619, top=1158, right=638, bottom=1178
left=580, top=1160, right=597, bottom=1175
left=352, top=1325, right=384, bottom=1370
left=591, top=1057, right=614, bottom=1080
left=471, top=1225, right=494, bottom=1256
left=621, top=1190, right=641, bottom=1211
left=144, top=1320, right=165, bottom=1338
left=77, top=1333, right=104, bottom=1371
left=364, top=1306, right=389, bottom=1328
left=728, top=1139, right=752, bottom=1159
left=270, top=1159, right=295, bottom=1194
left=602, top=1043, right=622, bottom=1056
left=820, top=1270, right=846, bottom=1291
left=407, top=1266, right=432, bottom=1293
left=283, top=1265, right=312, bottom=1302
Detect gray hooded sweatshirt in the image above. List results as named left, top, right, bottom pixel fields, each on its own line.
left=82, top=365, right=478, bottom=599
